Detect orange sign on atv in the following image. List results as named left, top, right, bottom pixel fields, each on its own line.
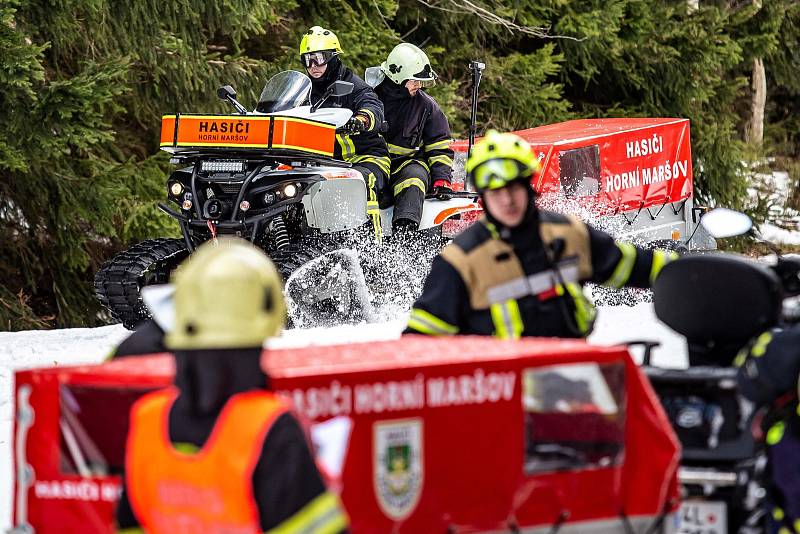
left=160, top=114, right=336, bottom=156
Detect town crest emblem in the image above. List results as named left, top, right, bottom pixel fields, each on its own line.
left=373, top=419, right=424, bottom=520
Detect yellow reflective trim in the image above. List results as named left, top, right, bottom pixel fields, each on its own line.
left=604, top=242, right=637, bottom=288
left=175, top=114, right=272, bottom=121
left=408, top=308, right=459, bottom=335
left=794, top=519, right=800, bottom=533
left=565, top=283, right=596, bottom=337
left=336, top=134, right=356, bottom=159
left=773, top=507, right=785, bottom=521
left=393, top=177, right=426, bottom=197
left=490, top=300, right=523, bottom=339
left=649, top=250, right=676, bottom=284
left=278, top=116, right=337, bottom=129
left=767, top=421, right=785, bottom=445
left=388, top=143, right=417, bottom=155
left=359, top=108, right=376, bottom=131
left=351, top=154, right=390, bottom=176
left=778, top=528, right=791, bottom=534
left=364, top=172, right=383, bottom=242
left=482, top=220, right=500, bottom=240
left=395, top=158, right=429, bottom=174
left=271, top=143, right=334, bottom=157
left=267, top=491, right=348, bottom=534
left=428, top=154, right=454, bottom=168
left=424, top=139, right=451, bottom=151
left=751, top=331, right=772, bottom=357
left=733, top=346, right=749, bottom=368
left=172, top=442, right=200, bottom=455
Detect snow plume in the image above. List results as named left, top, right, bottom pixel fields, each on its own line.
left=360, top=230, right=442, bottom=322
left=535, top=192, right=655, bottom=307
left=285, top=248, right=376, bottom=328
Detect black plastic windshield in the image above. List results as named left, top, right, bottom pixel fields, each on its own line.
left=256, top=71, right=312, bottom=113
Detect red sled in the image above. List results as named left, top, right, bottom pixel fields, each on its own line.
left=12, top=336, right=680, bottom=533
left=452, top=118, right=711, bottom=250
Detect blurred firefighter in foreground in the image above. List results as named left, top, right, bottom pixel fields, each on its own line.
left=115, top=238, right=347, bottom=533
left=734, top=328, right=800, bottom=533
left=406, top=130, right=678, bottom=339
left=300, top=25, right=389, bottom=239
left=372, top=43, right=454, bottom=234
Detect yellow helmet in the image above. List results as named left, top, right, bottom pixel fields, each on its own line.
left=166, top=238, right=286, bottom=350
left=299, top=25, right=343, bottom=56
left=466, top=130, right=541, bottom=193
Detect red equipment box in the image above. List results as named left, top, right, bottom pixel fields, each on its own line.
left=453, top=118, right=699, bottom=246
left=160, top=114, right=337, bottom=156
left=12, top=336, right=679, bottom=533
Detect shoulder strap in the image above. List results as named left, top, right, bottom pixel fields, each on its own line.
left=539, top=213, right=593, bottom=280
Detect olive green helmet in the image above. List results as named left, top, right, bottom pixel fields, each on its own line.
left=381, top=43, right=437, bottom=86
left=465, top=130, right=541, bottom=193
left=166, top=238, right=286, bottom=350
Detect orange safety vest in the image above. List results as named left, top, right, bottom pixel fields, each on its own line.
left=125, top=387, right=289, bottom=534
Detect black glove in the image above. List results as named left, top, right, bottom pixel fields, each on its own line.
left=342, top=116, right=366, bottom=135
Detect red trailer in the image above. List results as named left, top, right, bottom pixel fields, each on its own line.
left=452, top=118, right=712, bottom=250
left=12, top=336, right=679, bottom=533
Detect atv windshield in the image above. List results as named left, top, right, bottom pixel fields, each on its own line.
left=256, top=71, right=312, bottom=114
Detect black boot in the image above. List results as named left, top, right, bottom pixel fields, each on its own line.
left=392, top=217, right=418, bottom=237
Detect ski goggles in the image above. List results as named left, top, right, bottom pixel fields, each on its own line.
left=301, top=51, right=337, bottom=68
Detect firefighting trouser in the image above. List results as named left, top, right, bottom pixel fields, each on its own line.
left=352, top=161, right=389, bottom=241
left=389, top=161, right=430, bottom=229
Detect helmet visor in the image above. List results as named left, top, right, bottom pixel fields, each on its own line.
left=472, top=159, right=530, bottom=191
left=408, top=64, right=437, bottom=87
left=301, top=51, right=337, bottom=68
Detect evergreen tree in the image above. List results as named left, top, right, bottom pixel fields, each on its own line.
left=2, top=0, right=798, bottom=328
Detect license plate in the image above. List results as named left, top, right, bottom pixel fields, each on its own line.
left=669, top=501, right=727, bottom=534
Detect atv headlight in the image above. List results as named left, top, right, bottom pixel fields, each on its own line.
left=169, top=181, right=184, bottom=197
left=201, top=160, right=246, bottom=173
left=263, top=192, right=276, bottom=205
left=281, top=183, right=298, bottom=198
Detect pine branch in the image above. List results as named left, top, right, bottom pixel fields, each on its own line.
left=412, top=0, right=584, bottom=41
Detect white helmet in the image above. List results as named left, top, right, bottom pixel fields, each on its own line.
left=380, top=43, right=437, bottom=86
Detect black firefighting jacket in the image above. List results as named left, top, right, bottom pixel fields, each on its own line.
left=375, top=79, right=454, bottom=183
left=310, top=58, right=390, bottom=177
left=406, top=209, right=676, bottom=338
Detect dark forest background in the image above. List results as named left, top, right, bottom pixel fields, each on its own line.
left=1, top=0, right=798, bottom=329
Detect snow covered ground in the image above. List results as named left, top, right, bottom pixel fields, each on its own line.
left=0, top=302, right=686, bottom=529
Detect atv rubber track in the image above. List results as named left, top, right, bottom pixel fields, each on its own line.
left=269, top=243, right=324, bottom=282
left=94, top=238, right=189, bottom=329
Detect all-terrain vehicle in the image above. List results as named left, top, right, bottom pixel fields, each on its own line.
left=94, top=71, right=480, bottom=328
left=641, top=209, right=800, bottom=533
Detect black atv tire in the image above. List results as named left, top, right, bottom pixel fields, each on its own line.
left=94, top=238, right=189, bottom=329
left=269, top=243, right=324, bottom=282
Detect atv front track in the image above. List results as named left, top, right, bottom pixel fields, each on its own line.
left=94, top=238, right=189, bottom=329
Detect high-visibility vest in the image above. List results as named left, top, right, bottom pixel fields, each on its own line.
left=126, top=387, right=288, bottom=534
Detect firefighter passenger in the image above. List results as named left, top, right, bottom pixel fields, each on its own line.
left=115, top=238, right=347, bottom=534
left=406, top=130, right=678, bottom=339
left=374, top=43, right=455, bottom=234
left=300, top=25, right=390, bottom=239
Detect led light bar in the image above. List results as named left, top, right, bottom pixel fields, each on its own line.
left=200, top=160, right=246, bottom=173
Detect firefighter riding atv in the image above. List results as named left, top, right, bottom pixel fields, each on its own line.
left=94, top=71, right=480, bottom=329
